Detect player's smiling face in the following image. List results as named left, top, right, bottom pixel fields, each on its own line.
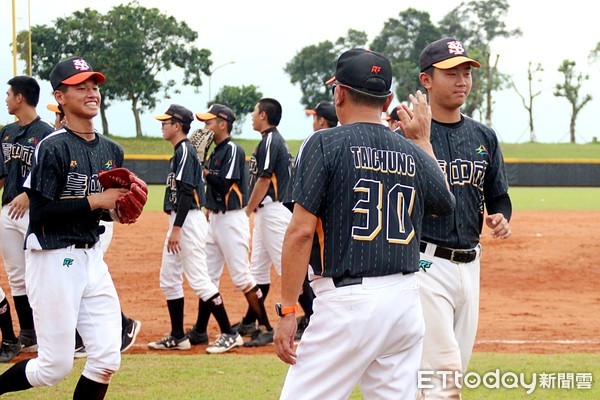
left=429, top=63, right=472, bottom=110
left=58, top=79, right=101, bottom=119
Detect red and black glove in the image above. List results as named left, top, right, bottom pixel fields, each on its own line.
left=99, top=167, right=148, bottom=224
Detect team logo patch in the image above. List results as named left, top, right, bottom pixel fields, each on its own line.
left=447, top=40, right=466, bottom=55
left=63, top=258, right=74, bottom=268
left=419, top=259, right=432, bottom=272
left=104, top=160, right=114, bottom=169
left=476, top=145, right=488, bottom=157
left=70, top=160, right=77, bottom=167
left=27, top=137, right=38, bottom=145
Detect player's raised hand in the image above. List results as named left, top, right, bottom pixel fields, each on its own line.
left=274, top=315, right=298, bottom=365
left=485, top=213, right=511, bottom=239
left=397, top=90, right=432, bottom=143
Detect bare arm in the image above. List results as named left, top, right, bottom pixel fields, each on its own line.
left=274, top=204, right=317, bottom=365
left=245, top=176, right=271, bottom=216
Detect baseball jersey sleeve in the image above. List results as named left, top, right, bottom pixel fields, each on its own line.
left=28, top=141, right=64, bottom=201
left=482, top=133, right=509, bottom=199
left=292, top=134, right=326, bottom=216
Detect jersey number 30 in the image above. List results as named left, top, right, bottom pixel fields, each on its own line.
left=352, top=178, right=416, bottom=244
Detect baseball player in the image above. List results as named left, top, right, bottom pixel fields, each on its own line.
left=150, top=104, right=242, bottom=354
left=184, top=104, right=274, bottom=346
left=274, top=48, right=455, bottom=399
left=1, top=76, right=55, bottom=358
left=304, top=100, right=338, bottom=131
left=416, top=38, right=512, bottom=399
left=0, top=57, right=129, bottom=398
left=237, top=98, right=292, bottom=347
left=44, top=104, right=142, bottom=358
left=0, top=161, right=22, bottom=363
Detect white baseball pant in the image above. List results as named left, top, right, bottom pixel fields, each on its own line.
left=249, top=202, right=291, bottom=284
left=206, top=210, right=256, bottom=292
left=24, top=236, right=121, bottom=386
left=281, top=273, right=424, bottom=399
left=0, top=207, right=29, bottom=296
left=159, top=210, right=219, bottom=302
left=417, top=243, right=481, bottom=399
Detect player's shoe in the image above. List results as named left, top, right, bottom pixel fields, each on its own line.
left=243, top=326, right=274, bottom=347
left=74, top=345, right=88, bottom=359
left=148, top=335, right=191, bottom=350
left=184, top=325, right=209, bottom=345
left=206, top=332, right=243, bottom=354
left=232, top=321, right=257, bottom=337
left=294, top=316, right=310, bottom=341
left=0, top=338, right=22, bottom=362
left=121, top=319, right=142, bottom=352
left=18, top=329, right=38, bottom=352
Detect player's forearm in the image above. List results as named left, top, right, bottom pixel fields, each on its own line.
left=246, top=176, right=270, bottom=214
left=280, top=224, right=313, bottom=306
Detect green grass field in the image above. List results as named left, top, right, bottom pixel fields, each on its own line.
left=1, top=353, right=598, bottom=399
left=113, top=136, right=600, bottom=160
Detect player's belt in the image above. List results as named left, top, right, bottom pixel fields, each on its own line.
left=332, top=272, right=413, bottom=288
left=420, top=241, right=477, bottom=264
left=73, top=241, right=95, bottom=249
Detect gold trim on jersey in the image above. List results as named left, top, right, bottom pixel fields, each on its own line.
left=193, top=189, right=200, bottom=208
left=316, top=218, right=325, bottom=268
left=225, top=183, right=243, bottom=209
left=271, top=173, right=279, bottom=201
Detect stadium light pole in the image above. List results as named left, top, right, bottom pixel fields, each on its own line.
left=208, top=61, right=235, bottom=102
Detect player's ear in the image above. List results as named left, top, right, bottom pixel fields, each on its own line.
left=419, top=72, right=432, bottom=90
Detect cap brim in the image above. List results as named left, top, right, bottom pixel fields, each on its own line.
left=155, top=113, right=173, bottom=121
left=196, top=112, right=218, bottom=122
left=305, top=110, right=317, bottom=116
left=47, top=104, right=60, bottom=113
left=325, top=76, right=336, bottom=85
left=61, top=71, right=106, bottom=86
left=433, top=57, right=481, bottom=70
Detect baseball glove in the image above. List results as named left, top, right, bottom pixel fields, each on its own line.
left=189, top=128, right=214, bottom=165
left=98, top=167, right=148, bottom=224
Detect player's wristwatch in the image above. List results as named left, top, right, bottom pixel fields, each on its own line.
left=275, top=303, right=298, bottom=317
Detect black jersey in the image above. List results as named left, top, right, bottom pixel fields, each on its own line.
left=421, top=116, right=509, bottom=249
left=25, top=128, right=124, bottom=249
left=293, top=123, right=454, bottom=278
left=1, top=117, right=54, bottom=205
left=163, top=139, right=205, bottom=213
left=205, top=138, right=248, bottom=211
left=248, top=128, right=292, bottom=204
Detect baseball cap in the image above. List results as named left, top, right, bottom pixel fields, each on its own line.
left=384, top=105, right=401, bottom=121
left=46, top=104, right=60, bottom=114
left=155, top=104, right=194, bottom=125
left=49, top=57, right=106, bottom=90
left=419, top=37, right=481, bottom=72
left=305, top=101, right=338, bottom=123
left=196, top=104, right=236, bottom=123
left=325, top=48, right=392, bottom=98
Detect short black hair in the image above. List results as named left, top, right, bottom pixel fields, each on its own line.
left=7, top=76, right=40, bottom=107
left=257, top=98, right=282, bottom=126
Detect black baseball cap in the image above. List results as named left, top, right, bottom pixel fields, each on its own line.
left=196, top=104, right=236, bottom=123
left=155, top=104, right=194, bottom=125
left=384, top=105, right=401, bottom=121
left=419, top=37, right=481, bottom=72
left=305, top=101, right=338, bottom=124
left=49, top=57, right=106, bottom=90
left=325, top=48, right=392, bottom=98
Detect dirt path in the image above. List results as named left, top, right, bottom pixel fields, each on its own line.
left=3, top=210, right=599, bottom=359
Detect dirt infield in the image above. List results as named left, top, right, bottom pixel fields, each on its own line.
left=3, top=210, right=599, bottom=361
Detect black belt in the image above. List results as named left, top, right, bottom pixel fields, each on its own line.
left=73, top=242, right=95, bottom=249
left=209, top=209, right=226, bottom=214
left=420, top=242, right=477, bottom=264
left=332, top=272, right=413, bottom=288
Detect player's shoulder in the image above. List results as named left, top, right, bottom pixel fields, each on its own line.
left=461, top=114, right=499, bottom=140
left=0, top=121, right=19, bottom=137
left=31, top=118, right=55, bottom=134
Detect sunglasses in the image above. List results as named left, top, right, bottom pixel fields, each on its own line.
left=331, top=82, right=353, bottom=96
left=161, top=121, right=177, bottom=127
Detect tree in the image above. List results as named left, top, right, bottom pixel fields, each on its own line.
left=211, top=85, right=263, bottom=135
left=284, top=29, right=367, bottom=108
left=590, top=42, right=600, bottom=64
left=511, top=62, right=543, bottom=142
left=370, top=8, right=440, bottom=101
left=16, top=2, right=212, bottom=137
left=440, top=0, right=521, bottom=124
left=554, top=60, right=592, bottom=143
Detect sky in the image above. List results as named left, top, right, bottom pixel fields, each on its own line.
left=1, top=0, right=599, bottom=144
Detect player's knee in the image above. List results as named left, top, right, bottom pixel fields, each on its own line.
left=83, top=361, right=120, bottom=385
left=36, top=359, right=74, bottom=386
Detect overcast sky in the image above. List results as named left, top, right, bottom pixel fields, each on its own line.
left=2, top=0, right=598, bottom=143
